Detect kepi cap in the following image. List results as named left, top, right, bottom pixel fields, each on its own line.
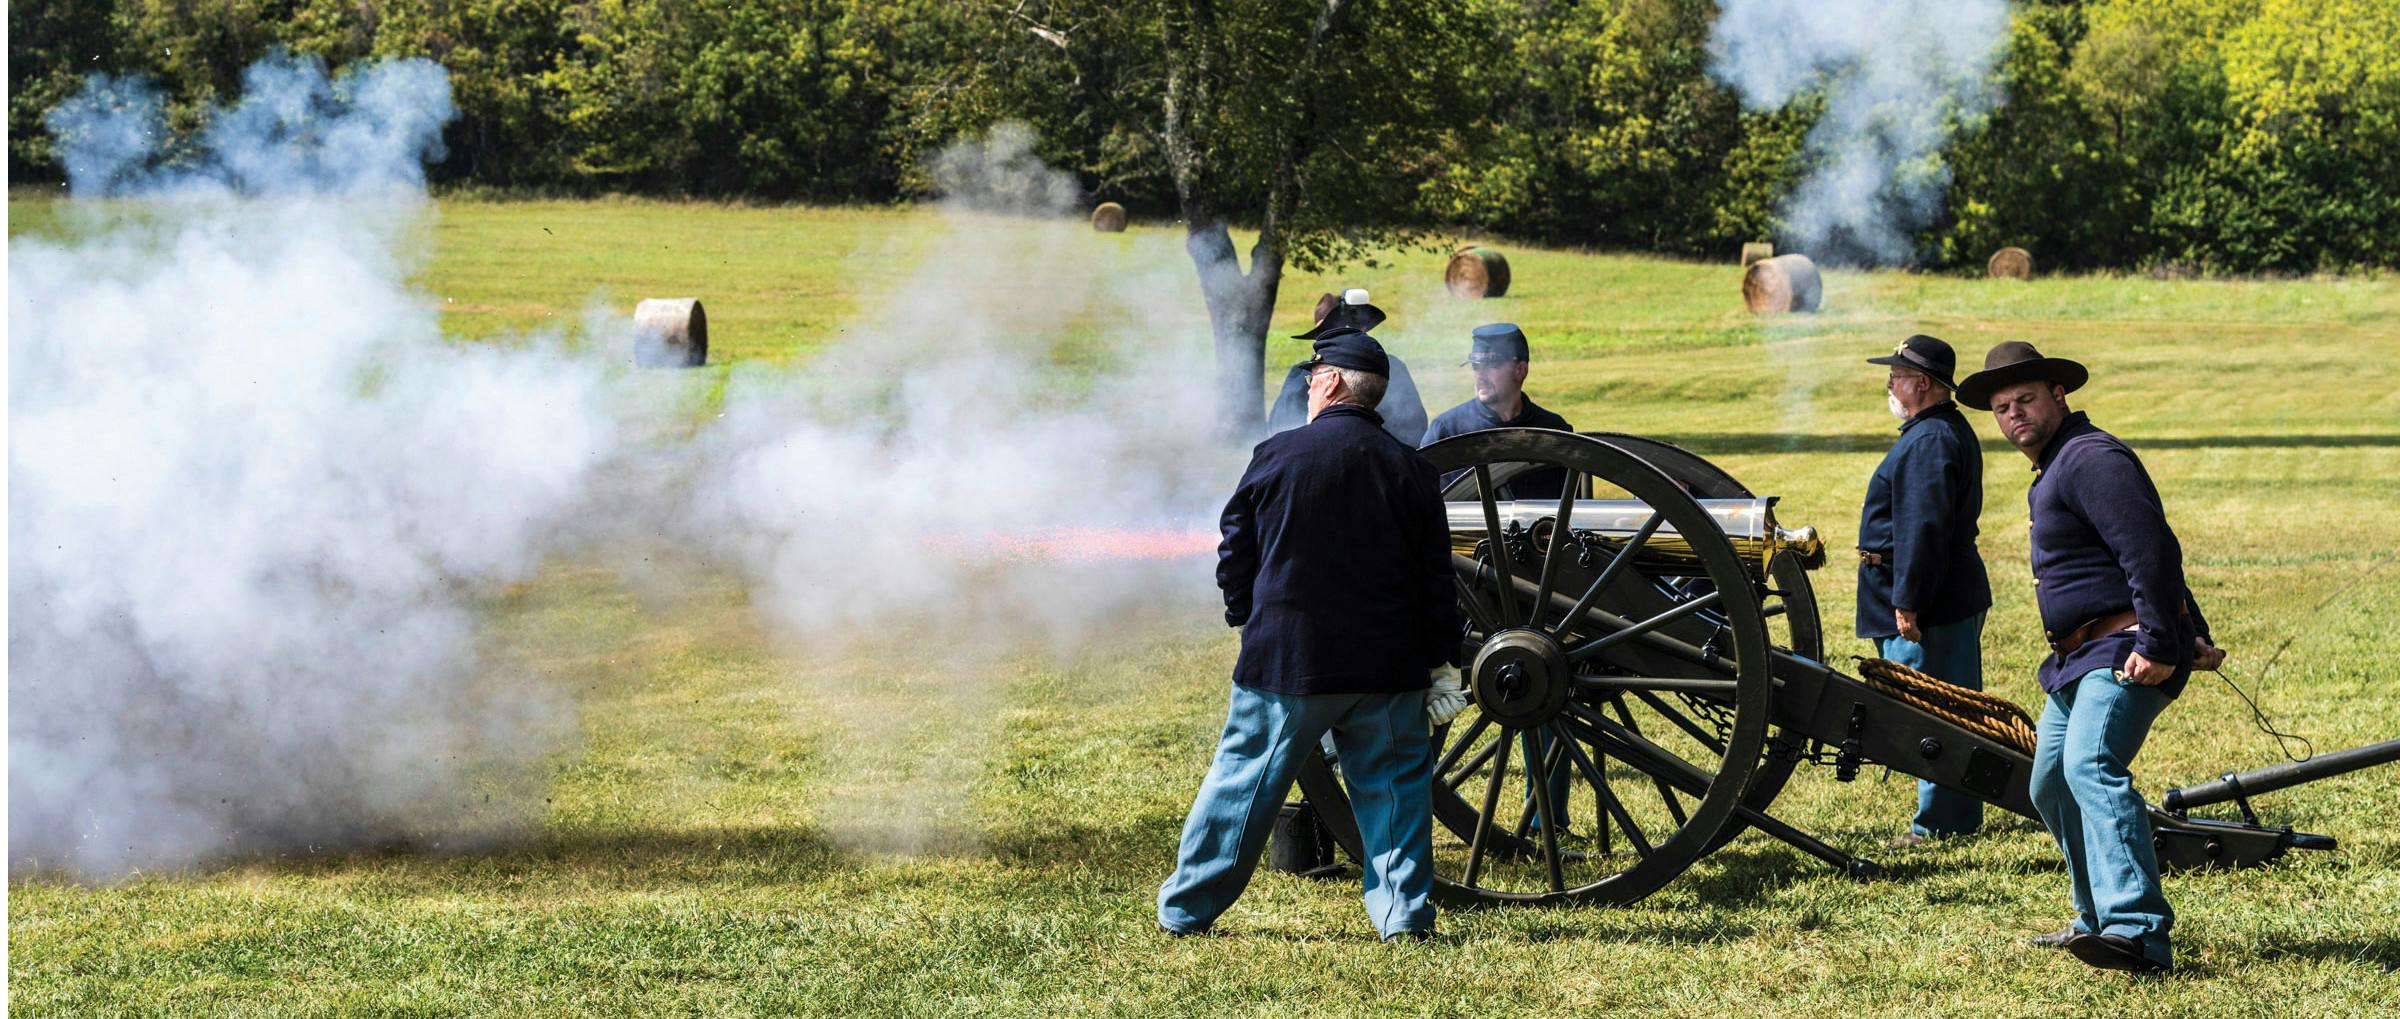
left=1464, top=322, right=1530, bottom=365
left=1305, top=330, right=1391, bottom=378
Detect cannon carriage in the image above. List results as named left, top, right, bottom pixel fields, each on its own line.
left=1286, top=428, right=2398, bottom=906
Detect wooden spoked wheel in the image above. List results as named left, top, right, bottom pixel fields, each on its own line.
left=1413, top=429, right=1780, bottom=905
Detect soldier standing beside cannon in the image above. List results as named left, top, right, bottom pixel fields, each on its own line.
left=1264, top=289, right=1429, bottom=444
left=1157, top=330, right=1458, bottom=942
left=1958, top=341, right=2228, bottom=975
left=1423, top=323, right=1575, bottom=499
left=1857, top=334, right=1992, bottom=848
left=1423, top=322, right=1578, bottom=834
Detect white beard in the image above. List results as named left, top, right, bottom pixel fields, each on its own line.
left=1888, top=392, right=1909, bottom=420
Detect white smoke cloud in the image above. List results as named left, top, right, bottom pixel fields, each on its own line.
left=14, top=60, right=1239, bottom=871
left=9, top=57, right=619, bottom=877
left=1709, top=0, right=2012, bottom=264
left=684, top=123, right=1234, bottom=851
left=695, top=124, right=1229, bottom=652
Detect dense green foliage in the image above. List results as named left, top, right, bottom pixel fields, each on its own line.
left=11, top=0, right=2398, bottom=271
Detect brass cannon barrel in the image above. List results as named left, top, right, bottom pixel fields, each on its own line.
left=1445, top=497, right=1825, bottom=571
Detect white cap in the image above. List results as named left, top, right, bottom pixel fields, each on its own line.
left=1343, top=288, right=1370, bottom=306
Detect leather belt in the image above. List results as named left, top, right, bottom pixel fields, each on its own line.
left=1857, top=548, right=1888, bottom=567
left=2050, top=610, right=2139, bottom=656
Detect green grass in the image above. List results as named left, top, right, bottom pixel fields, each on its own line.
left=11, top=194, right=2400, bottom=1016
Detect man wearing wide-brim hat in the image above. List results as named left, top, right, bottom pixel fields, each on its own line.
left=1263, top=289, right=1428, bottom=444
left=1857, top=334, right=1992, bottom=848
left=1957, top=341, right=2227, bottom=975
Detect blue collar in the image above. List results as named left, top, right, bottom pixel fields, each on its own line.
left=1316, top=402, right=1386, bottom=427
left=1899, top=399, right=1958, bottom=432
left=2033, top=411, right=2095, bottom=472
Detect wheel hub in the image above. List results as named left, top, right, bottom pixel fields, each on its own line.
left=1470, top=628, right=1572, bottom=728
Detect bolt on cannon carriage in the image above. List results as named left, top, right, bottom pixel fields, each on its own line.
left=1282, top=429, right=2400, bottom=906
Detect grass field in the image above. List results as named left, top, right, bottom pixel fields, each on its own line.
left=10, top=194, right=2400, bottom=1016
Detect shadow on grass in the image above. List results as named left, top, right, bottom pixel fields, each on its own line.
left=1648, top=433, right=2400, bottom=456
left=1205, top=913, right=1761, bottom=946
left=988, top=815, right=1180, bottom=874
left=125, top=824, right=854, bottom=889
left=2263, top=937, right=2400, bottom=972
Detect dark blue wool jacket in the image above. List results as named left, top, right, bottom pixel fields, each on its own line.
left=2026, top=412, right=2212, bottom=697
left=1265, top=356, right=1429, bottom=446
left=1422, top=395, right=1575, bottom=498
left=1218, top=403, right=1461, bottom=695
left=1855, top=401, right=1991, bottom=638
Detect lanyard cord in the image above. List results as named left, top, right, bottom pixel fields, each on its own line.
left=2210, top=552, right=2393, bottom=764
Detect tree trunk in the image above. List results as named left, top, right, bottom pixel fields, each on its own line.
left=1186, top=222, right=1279, bottom=441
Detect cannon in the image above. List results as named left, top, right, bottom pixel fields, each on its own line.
left=1284, top=428, right=2397, bottom=905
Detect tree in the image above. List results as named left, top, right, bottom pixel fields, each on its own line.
left=982, top=0, right=1485, bottom=438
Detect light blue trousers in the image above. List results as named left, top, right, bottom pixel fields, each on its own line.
left=1157, top=685, right=1435, bottom=938
left=2029, top=667, right=2175, bottom=968
left=1875, top=610, right=1988, bottom=837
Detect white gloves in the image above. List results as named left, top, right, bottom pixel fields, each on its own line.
left=1427, top=668, right=1470, bottom=727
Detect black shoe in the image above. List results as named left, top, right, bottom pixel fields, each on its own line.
left=2066, top=932, right=2169, bottom=974
left=1381, top=929, right=1434, bottom=943
left=2028, top=925, right=2080, bottom=949
left=1158, top=923, right=1207, bottom=938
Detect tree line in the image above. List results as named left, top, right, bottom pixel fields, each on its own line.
left=12, top=0, right=2397, bottom=274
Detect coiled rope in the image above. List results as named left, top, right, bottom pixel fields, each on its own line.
left=1853, top=656, right=2039, bottom=757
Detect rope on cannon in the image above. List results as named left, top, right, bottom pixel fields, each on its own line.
left=1852, top=656, right=2039, bottom=757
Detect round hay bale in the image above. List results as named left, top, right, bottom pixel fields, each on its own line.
left=1988, top=246, right=2033, bottom=280
left=1740, top=242, right=1774, bottom=268
left=1445, top=246, right=1512, bottom=299
left=1090, top=202, right=1127, bottom=233
left=633, top=298, right=708, bottom=369
left=1742, top=254, right=1822, bottom=314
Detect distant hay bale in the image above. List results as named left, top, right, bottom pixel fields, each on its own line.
left=1742, top=254, right=1822, bottom=313
left=1090, top=202, right=1127, bottom=232
left=1740, top=242, right=1773, bottom=267
left=1445, top=246, right=1511, bottom=298
left=633, top=298, right=708, bottom=368
left=1988, top=246, right=2033, bottom=280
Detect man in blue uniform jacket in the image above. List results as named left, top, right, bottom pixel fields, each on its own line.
left=1957, top=341, right=2227, bottom=975
left=1856, top=334, right=1992, bottom=847
left=1157, top=330, right=1459, bottom=942
left=1423, top=322, right=1574, bottom=497
left=1421, top=321, right=1575, bottom=827
left=1263, top=289, right=1428, bottom=444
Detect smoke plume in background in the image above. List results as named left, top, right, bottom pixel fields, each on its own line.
left=686, top=123, right=1233, bottom=851
left=1708, top=0, right=2011, bottom=264
left=47, top=54, right=454, bottom=199
left=9, top=58, right=621, bottom=877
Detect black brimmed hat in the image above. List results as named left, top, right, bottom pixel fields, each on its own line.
left=1295, top=288, right=1387, bottom=339
left=1463, top=322, right=1530, bottom=365
left=1305, top=330, right=1390, bottom=378
left=1955, top=341, right=2089, bottom=411
left=1867, top=334, right=1959, bottom=390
